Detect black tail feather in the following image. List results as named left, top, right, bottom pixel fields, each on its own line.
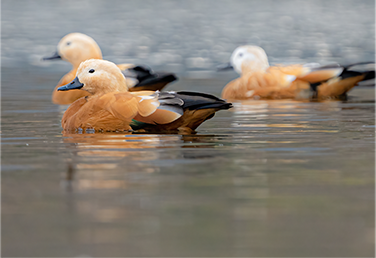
left=123, top=65, right=177, bottom=91
left=175, top=91, right=232, bottom=110
left=135, top=73, right=177, bottom=87
left=340, top=62, right=375, bottom=80
left=156, top=91, right=232, bottom=111
left=363, top=71, right=375, bottom=81
left=344, top=61, right=375, bottom=69
left=310, top=62, right=375, bottom=97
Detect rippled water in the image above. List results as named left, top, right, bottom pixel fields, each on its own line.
left=2, top=0, right=375, bottom=256
left=2, top=65, right=375, bottom=256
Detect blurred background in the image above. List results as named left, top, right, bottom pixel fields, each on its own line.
left=2, top=1, right=375, bottom=257
left=2, top=0, right=375, bottom=76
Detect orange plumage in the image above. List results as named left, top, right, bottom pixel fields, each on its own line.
left=219, top=45, right=374, bottom=100
left=44, top=33, right=177, bottom=105
left=59, top=59, right=231, bottom=134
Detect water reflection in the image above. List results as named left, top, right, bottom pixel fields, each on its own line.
left=230, top=100, right=341, bottom=134
left=60, top=132, right=229, bottom=192
left=2, top=70, right=374, bottom=256
left=2, top=107, right=374, bottom=257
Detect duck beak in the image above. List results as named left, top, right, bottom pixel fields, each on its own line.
left=43, top=51, right=61, bottom=60
left=57, top=77, right=84, bottom=91
left=216, top=62, right=233, bottom=71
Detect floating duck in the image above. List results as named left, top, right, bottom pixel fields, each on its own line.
left=58, top=59, right=231, bottom=134
left=218, top=45, right=374, bottom=100
left=44, top=33, right=177, bottom=104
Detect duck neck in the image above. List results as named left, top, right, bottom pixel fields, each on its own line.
left=241, top=62, right=269, bottom=74
left=92, top=82, right=129, bottom=97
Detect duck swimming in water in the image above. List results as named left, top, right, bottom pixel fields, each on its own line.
left=44, top=33, right=177, bottom=104
left=218, top=45, right=374, bottom=100
left=58, top=59, right=231, bottom=134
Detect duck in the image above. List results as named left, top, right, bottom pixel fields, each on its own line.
left=217, top=45, right=374, bottom=100
left=58, top=59, right=232, bottom=134
left=44, top=33, right=177, bottom=105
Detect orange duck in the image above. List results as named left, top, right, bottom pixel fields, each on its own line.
left=218, top=45, right=374, bottom=100
left=58, top=59, right=231, bottom=134
left=44, top=33, right=177, bottom=105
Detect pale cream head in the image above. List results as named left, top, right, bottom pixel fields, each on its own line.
left=57, top=33, right=103, bottom=67
left=230, top=45, right=270, bottom=74
left=77, top=59, right=128, bottom=95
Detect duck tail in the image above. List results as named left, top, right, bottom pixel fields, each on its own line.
left=130, top=91, right=232, bottom=134
left=174, top=91, right=233, bottom=110
left=311, top=62, right=374, bottom=99
left=340, top=62, right=375, bottom=81
left=169, top=91, right=231, bottom=133
left=124, top=65, right=177, bottom=92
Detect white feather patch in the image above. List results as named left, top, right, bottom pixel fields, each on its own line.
left=245, top=90, right=255, bottom=97
left=285, top=75, right=296, bottom=83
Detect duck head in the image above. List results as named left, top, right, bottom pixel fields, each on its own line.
left=43, top=33, right=103, bottom=67
left=57, top=59, right=128, bottom=95
left=218, top=45, right=270, bottom=74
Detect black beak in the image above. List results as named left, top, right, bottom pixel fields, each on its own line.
left=216, top=62, right=234, bottom=71
left=42, top=51, right=61, bottom=60
left=57, top=77, right=84, bottom=91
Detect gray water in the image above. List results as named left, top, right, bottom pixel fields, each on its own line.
left=2, top=0, right=375, bottom=257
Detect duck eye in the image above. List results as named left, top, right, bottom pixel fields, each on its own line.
left=89, top=69, right=95, bottom=73
left=238, top=53, right=243, bottom=57
left=66, top=42, right=71, bottom=46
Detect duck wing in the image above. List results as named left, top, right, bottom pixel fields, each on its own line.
left=122, top=65, right=177, bottom=92
left=132, top=91, right=231, bottom=126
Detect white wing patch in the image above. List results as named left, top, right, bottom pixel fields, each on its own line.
left=245, top=90, right=255, bottom=97
left=285, top=75, right=296, bottom=83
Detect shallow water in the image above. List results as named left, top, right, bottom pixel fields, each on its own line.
left=1, top=65, right=375, bottom=257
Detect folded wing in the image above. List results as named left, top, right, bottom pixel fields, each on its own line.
left=121, top=65, right=177, bottom=92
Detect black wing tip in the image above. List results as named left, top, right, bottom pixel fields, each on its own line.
left=132, top=65, right=152, bottom=74
left=363, top=71, right=375, bottom=81
left=340, top=63, right=375, bottom=80
left=311, top=62, right=375, bottom=73
left=134, top=73, right=178, bottom=87
left=174, top=91, right=232, bottom=110
left=161, top=73, right=178, bottom=83
left=344, top=61, right=375, bottom=69
left=176, top=91, right=225, bottom=102
left=218, top=102, right=233, bottom=110
left=191, top=102, right=232, bottom=110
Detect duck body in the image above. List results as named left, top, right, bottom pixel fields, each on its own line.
left=60, top=59, right=231, bottom=134
left=63, top=91, right=230, bottom=134
left=44, top=33, right=177, bottom=105
left=219, top=45, right=374, bottom=100
left=222, top=65, right=307, bottom=100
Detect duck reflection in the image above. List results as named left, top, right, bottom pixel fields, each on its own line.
left=60, top=132, right=225, bottom=192
left=62, top=131, right=171, bottom=158
left=231, top=100, right=339, bottom=134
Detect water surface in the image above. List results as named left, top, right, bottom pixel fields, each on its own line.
left=2, top=0, right=375, bottom=256
left=1, top=66, right=374, bottom=257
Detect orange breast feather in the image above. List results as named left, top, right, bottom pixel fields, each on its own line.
left=222, top=66, right=308, bottom=100
left=62, top=93, right=140, bottom=132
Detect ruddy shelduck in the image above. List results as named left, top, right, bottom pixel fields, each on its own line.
left=58, top=59, right=231, bottom=134
left=218, top=45, right=374, bottom=100
left=44, top=33, right=177, bottom=104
